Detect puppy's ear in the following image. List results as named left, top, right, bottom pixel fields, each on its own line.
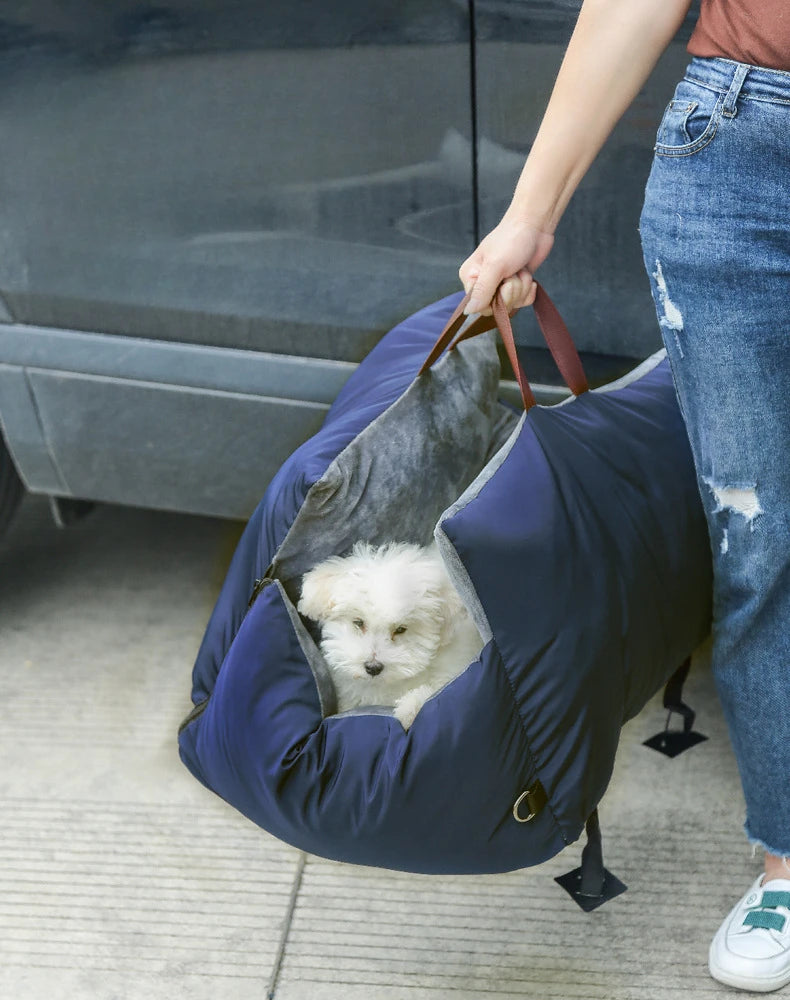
left=297, top=560, right=345, bottom=622
left=436, top=574, right=469, bottom=644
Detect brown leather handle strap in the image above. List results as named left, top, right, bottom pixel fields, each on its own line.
left=492, top=294, right=536, bottom=410
left=451, top=284, right=588, bottom=397
left=419, top=282, right=588, bottom=410
left=416, top=292, right=474, bottom=375
left=532, top=283, right=588, bottom=397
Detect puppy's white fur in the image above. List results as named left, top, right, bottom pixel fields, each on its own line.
left=298, top=541, right=483, bottom=729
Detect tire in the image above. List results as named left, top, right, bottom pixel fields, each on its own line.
left=0, top=434, right=24, bottom=540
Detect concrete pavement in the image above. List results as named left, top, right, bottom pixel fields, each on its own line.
left=0, top=495, right=764, bottom=999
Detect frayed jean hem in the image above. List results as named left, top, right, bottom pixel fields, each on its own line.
left=744, top=824, right=790, bottom=861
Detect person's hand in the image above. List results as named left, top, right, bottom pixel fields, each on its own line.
left=458, top=214, right=555, bottom=315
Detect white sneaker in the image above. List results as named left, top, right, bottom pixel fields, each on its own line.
left=709, top=875, right=790, bottom=992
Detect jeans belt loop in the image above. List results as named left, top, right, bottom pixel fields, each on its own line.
left=723, top=64, right=749, bottom=118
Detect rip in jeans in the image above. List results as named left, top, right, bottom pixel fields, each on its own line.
left=652, top=260, right=684, bottom=358
left=705, top=479, right=763, bottom=545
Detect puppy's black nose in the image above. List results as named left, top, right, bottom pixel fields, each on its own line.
left=364, top=659, right=384, bottom=677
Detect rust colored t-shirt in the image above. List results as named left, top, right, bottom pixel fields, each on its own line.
left=687, top=0, right=790, bottom=72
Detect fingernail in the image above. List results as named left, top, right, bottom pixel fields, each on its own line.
left=464, top=299, right=480, bottom=315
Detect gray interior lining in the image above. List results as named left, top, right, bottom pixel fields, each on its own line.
left=590, top=347, right=667, bottom=395
left=276, top=579, right=338, bottom=717
left=272, top=333, right=516, bottom=599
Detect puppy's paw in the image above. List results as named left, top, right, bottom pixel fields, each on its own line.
left=394, top=685, right=434, bottom=731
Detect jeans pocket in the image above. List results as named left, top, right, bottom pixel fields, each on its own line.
left=655, top=83, right=723, bottom=157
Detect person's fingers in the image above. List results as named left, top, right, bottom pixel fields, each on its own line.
left=499, top=270, right=537, bottom=311
left=460, top=218, right=554, bottom=314
left=464, top=265, right=507, bottom=315
left=461, top=273, right=478, bottom=297
left=458, top=257, right=480, bottom=296
left=464, top=269, right=537, bottom=317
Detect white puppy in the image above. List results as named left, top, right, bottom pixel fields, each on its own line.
left=297, top=541, right=483, bottom=729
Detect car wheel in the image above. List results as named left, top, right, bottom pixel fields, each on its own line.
left=0, top=435, right=24, bottom=540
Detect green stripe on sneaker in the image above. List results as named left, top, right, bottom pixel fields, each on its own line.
left=744, top=911, right=786, bottom=932
left=761, top=891, right=790, bottom=910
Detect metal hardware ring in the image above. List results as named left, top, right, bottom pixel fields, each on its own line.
left=513, top=790, right=537, bottom=823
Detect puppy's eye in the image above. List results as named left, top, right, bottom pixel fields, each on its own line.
left=392, top=625, right=407, bottom=637
left=352, top=618, right=366, bottom=632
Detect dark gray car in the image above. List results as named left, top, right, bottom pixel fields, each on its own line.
left=0, top=0, right=698, bottom=534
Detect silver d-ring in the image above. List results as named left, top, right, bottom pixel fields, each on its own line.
left=513, top=790, right=536, bottom=823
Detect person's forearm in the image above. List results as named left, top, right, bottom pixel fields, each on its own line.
left=508, top=0, right=693, bottom=233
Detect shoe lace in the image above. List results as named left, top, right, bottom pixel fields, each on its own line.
left=743, top=891, right=790, bottom=932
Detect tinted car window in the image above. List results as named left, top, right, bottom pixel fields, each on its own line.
left=0, top=0, right=474, bottom=361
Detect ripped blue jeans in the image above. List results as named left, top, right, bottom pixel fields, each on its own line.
left=640, top=57, right=790, bottom=858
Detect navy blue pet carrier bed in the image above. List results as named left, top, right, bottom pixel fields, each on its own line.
left=179, top=286, right=712, bottom=907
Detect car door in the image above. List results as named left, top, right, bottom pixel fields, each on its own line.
left=0, top=0, right=475, bottom=519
